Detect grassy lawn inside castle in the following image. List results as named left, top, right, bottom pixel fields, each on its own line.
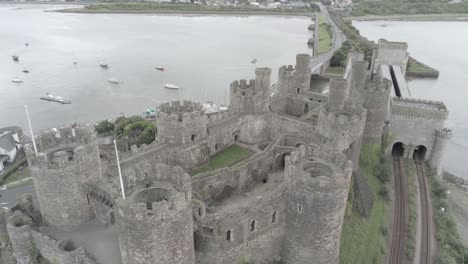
left=317, top=13, right=333, bottom=55
left=190, top=144, right=253, bottom=176
left=339, top=144, right=390, bottom=264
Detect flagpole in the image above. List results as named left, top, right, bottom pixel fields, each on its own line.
left=114, top=140, right=126, bottom=200
left=24, top=105, right=38, bottom=156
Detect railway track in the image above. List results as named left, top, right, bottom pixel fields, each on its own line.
left=389, top=155, right=408, bottom=264
left=415, top=158, right=432, bottom=264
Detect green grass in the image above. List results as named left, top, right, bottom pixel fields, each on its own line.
left=405, top=161, right=417, bottom=262
left=190, top=144, right=252, bottom=176
left=317, top=13, right=333, bottom=55
left=3, top=167, right=30, bottom=185
left=325, top=66, right=344, bottom=76
left=340, top=144, right=390, bottom=264
left=0, top=157, right=27, bottom=185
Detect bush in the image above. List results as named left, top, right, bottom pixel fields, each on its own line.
left=95, top=120, right=114, bottom=136
left=95, top=115, right=156, bottom=147
left=378, top=185, right=389, bottom=200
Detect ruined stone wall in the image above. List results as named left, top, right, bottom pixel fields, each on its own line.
left=6, top=211, right=34, bottom=264
left=115, top=164, right=194, bottom=264
left=282, top=147, right=352, bottom=264
left=25, top=127, right=100, bottom=230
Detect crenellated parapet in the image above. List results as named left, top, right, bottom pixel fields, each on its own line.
left=156, top=100, right=208, bottom=145
left=391, top=97, right=448, bottom=120
left=24, top=126, right=100, bottom=230
left=115, top=163, right=195, bottom=264
left=282, top=146, right=352, bottom=264
left=277, top=54, right=311, bottom=95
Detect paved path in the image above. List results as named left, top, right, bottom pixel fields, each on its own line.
left=0, top=182, right=35, bottom=209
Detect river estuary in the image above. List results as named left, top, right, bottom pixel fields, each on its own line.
left=0, top=4, right=311, bottom=130
left=354, top=20, right=468, bottom=180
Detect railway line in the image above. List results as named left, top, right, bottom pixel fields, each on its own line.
left=415, top=158, right=432, bottom=264
left=389, top=155, right=408, bottom=264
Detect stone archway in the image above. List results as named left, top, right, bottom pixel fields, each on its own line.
left=413, top=145, right=427, bottom=160
left=392, top=142, right=404, bottom=157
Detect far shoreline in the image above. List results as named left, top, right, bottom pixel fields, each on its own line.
left=349, top=13, right=468, bottom=21
left=55, top=8, right=311, bottom=16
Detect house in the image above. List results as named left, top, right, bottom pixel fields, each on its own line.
left=0, top=126, right=22, bottom=173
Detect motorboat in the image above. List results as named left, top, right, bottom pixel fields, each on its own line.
left=11, top=77, right=23, bottom=83
left=155, top=66, right=165, bottom=71
left=164, top=83, right=180, bottom=89
left=12, top=55, right=19, bottom=62
left=100, top=64, right=109, bottom=69
left=40, top=93, right=71, bottom=104
left=108, top=78, right=120, bottom=84
left=251, top=58, right=257, bottom=64
left=23, top=69, right=29, bottom=74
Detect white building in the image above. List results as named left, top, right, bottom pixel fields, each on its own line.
left=0, top=127, right=22, bottom=172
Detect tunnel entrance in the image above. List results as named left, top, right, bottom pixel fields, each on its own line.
left=413, top=145, right=427, bottom=161
left=392, top=142, right=404, bottom=157
left=276, top=152, right=290, bottom=170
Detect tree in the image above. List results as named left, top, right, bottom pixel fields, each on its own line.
left=95, top=120, right=115, bottom=136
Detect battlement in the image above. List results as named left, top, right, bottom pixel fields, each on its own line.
left=378, top=39, right=408, bottom=51
left=391, top=97, right=448, bottom=120
left=26, top=126, right=96, bottom=154
left=255, top=67, right=272, bottom=76
left=230, top=79, right=256, bottom=95
left=435, top=128, right=453, bottom=140
left=157, top=100, right=206, bottom=121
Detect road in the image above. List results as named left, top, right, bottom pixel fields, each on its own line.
left=309, top=4, right=347, bottom=73
left=0, top=184, right=36, bottom=209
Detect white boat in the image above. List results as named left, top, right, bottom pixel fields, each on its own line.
left=40, top=93, right=71, bottom=104
left=11, top=77, right=23, bottom=83
left=108, top=78, right=120, bottom=84
left=164, top=83, right=180, bottom=89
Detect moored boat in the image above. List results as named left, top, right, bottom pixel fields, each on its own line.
left=164, top=83, right=180, bottom=89
left=40, top=93, right=72, bottom=104
left=11, top=77, right=23, bottom=83
left=155, top=66, right=165, bottom=71
left=12, top=55, right=19, bottom=62
left=108, top=78, right=120, bottom=84
left=100, top=64, right=109, bottom=69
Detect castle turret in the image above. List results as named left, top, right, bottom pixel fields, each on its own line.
left=348, top=60, right=369, bottom=106
left=362, top=78, right=392, bottom=143
left=282, top=147, right=352, bottom=264
left=25, top=126, right=101, bottom=230
left=6, top=211, right=35, bottom=264
left=115, top=164, right=195, bottom=264
left=230, top=67, right=271, bottom=114
left=429, top=128, right=453, bottom=177
left=277, top=54, right=311, bottom=95
left=156, top=100, right=208, bottom=144
left=328, top=78, right=347, bottom=113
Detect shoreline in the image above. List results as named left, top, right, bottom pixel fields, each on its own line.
left=56, top=7, right=312, bottom=16
left=349, top=13, right=468, bottom=21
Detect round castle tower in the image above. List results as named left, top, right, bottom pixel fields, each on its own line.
left=282, top=147, right=353, bottom=264
left=429, top=128, right=453, bottom=177
left=25, top=126, right=101, bottom=230
left=156, top=100, right=208, bottom=145
left=348, top=60, right=369, bottom=106
left=362, top=79, right=392, bottom=143
left=115, top=163, right=195, bottom=264
left=6, top=211, right=34, bottom=264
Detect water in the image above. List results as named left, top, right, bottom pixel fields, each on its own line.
left=0, top=4, right=311, bottom=131
left=354, top=20, right=468, bottom=180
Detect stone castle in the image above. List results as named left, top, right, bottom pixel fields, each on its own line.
left=0, top=40, right=451, bottom=264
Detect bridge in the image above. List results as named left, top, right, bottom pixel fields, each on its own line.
left=309, top=3, right=346, bottom=74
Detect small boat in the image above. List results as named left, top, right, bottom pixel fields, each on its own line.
left=164, top=83, right=180, bottom=90
left=108, top=78, right=120, bottom=84
left=25, top=43, right=29, bottom=47
left=100, top=64, right=109, bottom=69
left=23, top=69, right=29, bottom=74
left=12, top=55, right=19, bottom=62
left=73, top=61, right=78, bottom=65
left=251, top=59, right=257, bottom=64
left=155, top=66, right=165, bottom=71
left=40, top=93, right=71, bottom=104
left=11, top=77, right=23, bottom=83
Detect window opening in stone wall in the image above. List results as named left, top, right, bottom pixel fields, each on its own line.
left=297, top=204, right=302, bottom=212
left=191, top=134, right=196, bottom=141
left=296, top=88, right=300, bottom=94
left=215, top=144, right=219, bottom=151
left=234, top=134, right=239, bottom=142
left=272, top=211, right=277, bottom=223
left=250, top=220, right=256, bottom=232
left=198, top=207, right=203, bottom=216
left=262, top=178, right=268, bottom=184
left=226, top=230, right=232, bottom=241
left=146, top=202, right=152, bottom=210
